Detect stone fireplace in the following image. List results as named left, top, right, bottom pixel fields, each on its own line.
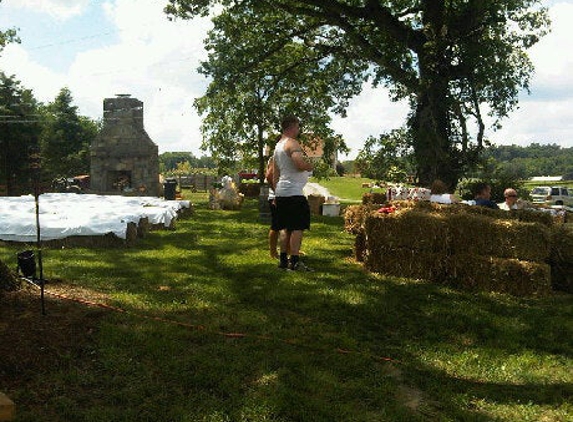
left=90, top=94, right=159, bottom=195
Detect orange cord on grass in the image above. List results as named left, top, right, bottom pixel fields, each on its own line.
left=39, top=287, right=400, bottom=364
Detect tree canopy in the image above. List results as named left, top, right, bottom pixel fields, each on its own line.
left=355, top=127, right=414, bottom=183
left=39, top=88, right=99, bottom=181
left=0, top=72, right=41, bottom=195
left=192, top=6, right=361, bottom=181
left=166, top=0, right=550, bottom=187
left=0, top=0, right=19, bottom=54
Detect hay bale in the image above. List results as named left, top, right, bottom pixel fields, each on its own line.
left=362, top=192, right=386, bottom=205
left=0, top=259, right=20, bottom=292
left=364, top=247, right=446, bottom=281
left=446, top=254, right=552, bottom=296
left=43, top=232, right=130, bottom=248
left=550, top=225, right=573, bottom=264
left=354, top=229, right=367, bottom=262
left=137, top=217, right=149, bottom=238
left=511, top=209, right=554, bottom=226
left=344, top=205, right=376, bottom=234
left=125, top=221, right=138, bottom=244
left=364, top=210, right=449, bottom=254
left=447, top=213, right=551, bottom=262
left=388, top=199, right=442, bottom=212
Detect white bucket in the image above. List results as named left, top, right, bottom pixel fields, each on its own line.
left=322, top=203, right=340, bottom=216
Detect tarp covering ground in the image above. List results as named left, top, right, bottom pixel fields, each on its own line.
left=0, top=193, right=190, bottom=241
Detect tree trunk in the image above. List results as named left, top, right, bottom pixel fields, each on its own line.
left=409, top=23, right=461, bottom=189
left=410, top=85, right=459, bottom=188
left=257, top=124, right=266, bottom=185
left=407, top=1, right=464, bottom=189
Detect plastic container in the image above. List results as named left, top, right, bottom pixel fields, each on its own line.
left=163, top=178, right=178, bottom=200
left=322, top=203, right=340, bottom=216
left=17, top=250, right=36, bottom=278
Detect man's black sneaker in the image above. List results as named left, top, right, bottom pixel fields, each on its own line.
left=278, top=261, right=289, bottom=270
left=288, top=261, right=314, bottom=272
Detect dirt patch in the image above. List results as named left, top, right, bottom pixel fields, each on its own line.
left=381, top=363, right=426, bottom=413
left=0, top=282, right=107, bottom=389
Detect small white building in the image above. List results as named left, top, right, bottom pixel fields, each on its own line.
left=530, top=176, right=563, bottom=182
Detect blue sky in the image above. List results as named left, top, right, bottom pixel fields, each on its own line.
left=1, top=0, right=572, bottom=159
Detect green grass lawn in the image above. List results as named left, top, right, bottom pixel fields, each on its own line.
left=1, top=191, right=572, bottom=421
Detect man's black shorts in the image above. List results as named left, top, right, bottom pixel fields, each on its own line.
left=269, top=199, right=280, bottom=231
left=275, top=196, right=310, bottom=231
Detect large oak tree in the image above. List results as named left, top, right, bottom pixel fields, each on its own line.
left=165, top=0, right=549, bottom=187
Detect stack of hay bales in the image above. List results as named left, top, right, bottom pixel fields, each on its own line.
left=364, top=209, right=449, bottom=282
left=344, top=204, right=377, bottom=261
left=444, top=212, right=551, bottom=296
left=344, top=202, right=562, bottom=296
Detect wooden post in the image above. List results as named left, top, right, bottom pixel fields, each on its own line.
left=0, top=392, right=15, bottom=421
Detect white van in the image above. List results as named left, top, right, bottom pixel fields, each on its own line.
left=530, top=186, right=572, bottom=206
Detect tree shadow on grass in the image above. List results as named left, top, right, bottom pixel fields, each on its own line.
left=1, top=199, right=571, bottom=421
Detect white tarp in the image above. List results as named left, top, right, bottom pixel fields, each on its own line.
left=0, top=193, right=190, bottom=242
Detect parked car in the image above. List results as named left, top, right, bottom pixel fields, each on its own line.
left=530, top=186, right=573, bottom=206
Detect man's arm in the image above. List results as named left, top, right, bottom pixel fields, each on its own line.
left=286, top=139, right=313, bottom=172
left=272, top=156, right=280, bottom=189
left=266, top=157, right=276, bottom=190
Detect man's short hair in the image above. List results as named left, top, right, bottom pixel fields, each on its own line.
left=430, top=179, right=448, bottom=195
left=473, top=182, right=490, bottom=196
left=281, top=115, right=299, bottom=131
left=504, top=188, right=517, bottom=198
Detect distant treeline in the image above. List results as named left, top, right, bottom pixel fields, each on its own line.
left=158, top=144, right=573, bottom=182
left=483, top=143, right=573, bottom=179
left=159, top=152, right=216, bottom=173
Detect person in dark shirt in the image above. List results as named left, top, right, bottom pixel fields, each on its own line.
left=473, top=182, right=499, bottom=209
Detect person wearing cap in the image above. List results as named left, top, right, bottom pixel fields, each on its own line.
left=498, top=188, right=519, bottom=210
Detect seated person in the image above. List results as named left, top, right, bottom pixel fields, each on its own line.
left=429, top=179, right=460, bottom=204
left=498, top=188, right=518, bottom=210
left=473, top=182, right=499, bottom=209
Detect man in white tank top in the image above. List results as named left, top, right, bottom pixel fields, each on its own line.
left=271, top=116, right=314, bottom=271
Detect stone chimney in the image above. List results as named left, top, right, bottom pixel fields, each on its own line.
left=90, top=95, right=160, bottom=195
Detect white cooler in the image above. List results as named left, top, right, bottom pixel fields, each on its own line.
left=322, top=203, right=340, bottom=216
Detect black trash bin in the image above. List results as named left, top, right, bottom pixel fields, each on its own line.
left=163, top=178, right=178, bottom=200
left=17, top=250, right=36, bottom=278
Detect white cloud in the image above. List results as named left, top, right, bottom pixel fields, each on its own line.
left=0, top=44, right=66, bottom=100
left=65, top=0, right=213, bottom=154
left=336, top=1, right=573, bottom=156
left=487, top=1, right=573, bottom=147
left=331, top=84, right=409, bottom=159
left=4, top=0, right=89, bottom=20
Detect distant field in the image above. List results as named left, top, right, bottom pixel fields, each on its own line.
left=310, top=176, right=378, bottom=203
left=523, top=180, right=572, bottom=190
left=314, top=176, right=572, bottom=201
